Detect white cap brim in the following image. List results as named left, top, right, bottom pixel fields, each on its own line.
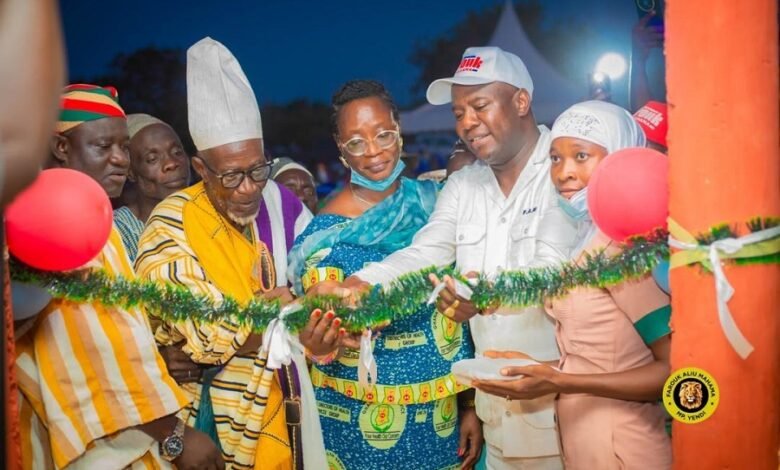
left=426, top=75, right=497, bottom=105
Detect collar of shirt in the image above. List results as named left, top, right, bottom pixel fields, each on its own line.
left=482, top=126, right=551, bottom=206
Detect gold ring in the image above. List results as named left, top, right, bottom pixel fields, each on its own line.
left=443, top=307, right=456, bottom=318
left=452, top=299, right=461, bottom=309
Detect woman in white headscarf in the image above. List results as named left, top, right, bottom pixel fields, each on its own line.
left=474, top=101, right=672, bottom=470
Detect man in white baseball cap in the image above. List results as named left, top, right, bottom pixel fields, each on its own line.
left=426, top=46, right=534, bottom=105
left=342, top=46, right=572, bottom=469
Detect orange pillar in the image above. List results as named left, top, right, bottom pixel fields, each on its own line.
left=3, top=252, right=21, bottom=470
left=666, top=0, right=780, bottom=468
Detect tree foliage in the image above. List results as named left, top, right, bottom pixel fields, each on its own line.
left=79, top=47, right=193, bottom=152
left=80, top=47, right=333, bottom=165
left=261, top=100, right=333, bottom=166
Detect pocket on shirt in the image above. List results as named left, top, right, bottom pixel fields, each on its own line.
left=509, top=229, right=536, bottom=268
left=455, top=224, right=486, bottom=268
left=549, top=296, right=586, bottom=354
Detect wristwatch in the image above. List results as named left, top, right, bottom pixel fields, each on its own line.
left=160, top=418, right=186, bottom=462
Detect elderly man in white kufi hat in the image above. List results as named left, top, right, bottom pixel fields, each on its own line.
left=135, top=37, right=325, bottom=470
left=187, top=38, right=313, bottom=283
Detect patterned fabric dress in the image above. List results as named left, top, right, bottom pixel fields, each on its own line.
left=289, top=178, right=475, bottom=470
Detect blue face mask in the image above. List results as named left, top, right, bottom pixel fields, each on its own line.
left=557, top=187, right=590, bottom=221
left=350, top=159, right=406, bottom=191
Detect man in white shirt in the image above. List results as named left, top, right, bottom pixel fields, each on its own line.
left=342, top=47, right=569, bottom=469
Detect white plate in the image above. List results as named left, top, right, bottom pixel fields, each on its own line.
left=451, top=357, right=543, bottom=386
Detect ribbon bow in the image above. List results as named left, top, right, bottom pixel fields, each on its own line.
left=668, top=218, right=780, bottom=359
left=261, top=302, right=304, bottom=369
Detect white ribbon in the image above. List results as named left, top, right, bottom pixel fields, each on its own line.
left=357, top=328, right=377, bottom=391
left=426, top=276, right=474, bottom=305
left=259, top=301, right=329, bottom=468
left=261, top=302, right=303, bottom=369
left=669, top=225, right=780, bottom=359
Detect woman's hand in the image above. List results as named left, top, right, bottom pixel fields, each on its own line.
left=298, top=309, right=343, bottom=356
left=457, top=407, right=483, bottom=469
left=483, top=349, right=536, bottom=361
left=479, top=335, right=672, bottom=403
left=473, top=363, right=562, bottom=401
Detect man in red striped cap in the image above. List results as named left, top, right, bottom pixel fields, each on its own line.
left=14, top=84, right=224, bottom=469
left=50, top=84, right=131, bottom=198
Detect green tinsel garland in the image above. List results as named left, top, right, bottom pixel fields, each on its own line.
left=10, top=219, right=778, bottom=334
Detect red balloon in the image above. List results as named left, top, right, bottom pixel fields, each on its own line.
left=587, top=147, right=668, bottom=241
left=6, top=168, right=113, bottom=271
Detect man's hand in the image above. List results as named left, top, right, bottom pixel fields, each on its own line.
left=305, top=277, right=371, bottom=307
left=261, top=287, right=295, bottom=306
left=342, top=275, right=371, bottom=294
left=429, top=273, right=481, bottom=323
left=236, top=333, right=263, bottom=356
left=159, top=344, right=202, bottom=384
left=458, top=407, right=483, bottom=469
left=632, top=12, right=664, bottom=62
left=174, top=426, right=225, bottom=470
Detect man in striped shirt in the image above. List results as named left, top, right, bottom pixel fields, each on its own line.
left=15, top=84, right=223, bottom=469
left=113, top=113, right=191, bottom=263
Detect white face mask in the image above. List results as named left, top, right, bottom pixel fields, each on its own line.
left=557, top=187, right=589, bottom=221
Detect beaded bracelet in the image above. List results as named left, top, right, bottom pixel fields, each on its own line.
left=306, top=348, right=339, bottom=365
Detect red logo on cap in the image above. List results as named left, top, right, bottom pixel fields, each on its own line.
left=457, top=55, right=483, bottom=73
left=635, top=107, right=663, bottom=127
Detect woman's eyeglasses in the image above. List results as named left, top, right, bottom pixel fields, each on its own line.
left=340, top=129, right=400, bottom=157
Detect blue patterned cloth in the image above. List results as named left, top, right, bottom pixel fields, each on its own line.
left=113, top=206, right=145, bottom=262
left=290, top=178, right=475, bottom=469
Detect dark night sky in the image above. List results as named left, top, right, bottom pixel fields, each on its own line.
left=61, top=0, right=651, bottom=109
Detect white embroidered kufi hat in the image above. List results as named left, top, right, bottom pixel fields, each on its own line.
left=187, top=37, right=263, bottom=151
